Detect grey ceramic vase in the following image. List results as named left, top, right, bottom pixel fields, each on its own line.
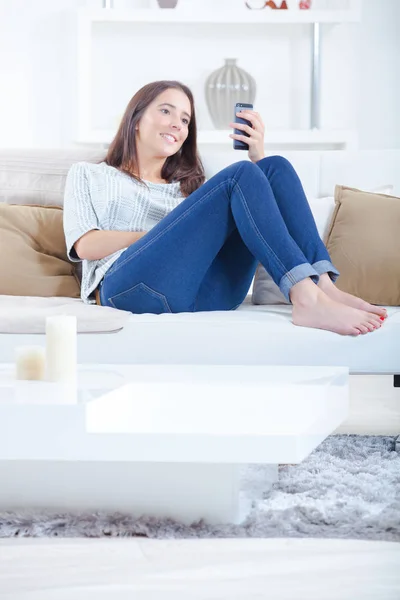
left=205, top=58, right=256, bottom=130
left=157, top=0, right=179, bottom=7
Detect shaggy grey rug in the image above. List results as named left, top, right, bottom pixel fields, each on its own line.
left=1, top=435, right=399, bottom=541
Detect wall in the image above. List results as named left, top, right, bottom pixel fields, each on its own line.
left=357, top=0, right=400, bottom=149
left=0, top=0, right=398, bottom=149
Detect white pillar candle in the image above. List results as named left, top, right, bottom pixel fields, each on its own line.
left=45, top=315, right=77, bottom=383
left=15, top=346, right=46, bottom=381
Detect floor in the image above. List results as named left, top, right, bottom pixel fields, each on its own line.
left=335, top=375, right=400, bottom=436
left=0, top=538, right=399, bottom=599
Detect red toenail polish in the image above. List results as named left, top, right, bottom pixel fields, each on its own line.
left=380, top=316, right=385, bottom=321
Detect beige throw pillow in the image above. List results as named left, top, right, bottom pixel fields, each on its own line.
left=0, top=204, right=81, bottom=298
left=325, top=185, right=400, bottom=306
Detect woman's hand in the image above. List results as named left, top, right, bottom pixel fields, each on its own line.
left=229, top=110, right=265, bottom=163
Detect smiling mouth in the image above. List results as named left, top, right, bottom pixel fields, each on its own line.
left=160, top=133, right=177, bottom=143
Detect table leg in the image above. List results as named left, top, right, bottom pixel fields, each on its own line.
left=0, top=461, right=279, bottom=525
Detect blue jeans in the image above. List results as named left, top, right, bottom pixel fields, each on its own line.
left=99, top=156, right=339, bottom=313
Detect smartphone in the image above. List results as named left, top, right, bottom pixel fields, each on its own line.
left=233, top=102, right=253, bottom=150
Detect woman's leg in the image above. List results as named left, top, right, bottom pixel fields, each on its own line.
left=100, top=160, right=383, bottom=334
left=191, top=227, right=258, bottom=311
left=255, top=155, right=387, bottom=319
left=255, top=155, right=338, bottom=279
left=100, top=160, right=319, bottom=313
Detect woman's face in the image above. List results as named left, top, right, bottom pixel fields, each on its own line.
left=135, top=88, right=192, bottom=158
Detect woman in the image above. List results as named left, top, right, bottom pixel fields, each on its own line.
left=63, top=80, right=387, bottom=336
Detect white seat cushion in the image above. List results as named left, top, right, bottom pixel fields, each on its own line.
left=0, top=296, right=398, bottom=375
left=111, top=300, right=399, bottom=374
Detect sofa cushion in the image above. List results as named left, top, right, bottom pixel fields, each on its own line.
left=325, top=185, right=400, bottom=306
left=0, top=204, right=81, bottom=298
left=0, top=295, right=131, bottom=334
left=0, top=148, right=105, bottom=208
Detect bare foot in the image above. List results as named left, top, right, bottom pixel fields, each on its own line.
left=291, top=281, right=383, bottom=336
left=317, top=274, right=387, bottom=320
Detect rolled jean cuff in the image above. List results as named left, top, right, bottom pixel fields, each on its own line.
left=312, top=260, right=340, bottom=283
left=279, top=263, right=320, bottom=303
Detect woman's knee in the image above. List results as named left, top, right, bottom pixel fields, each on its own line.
left=257, top=155, right=294, bottom=173
left=215, top=160, right=259, bottom=184
left=230, top=160, right=260, bottom=178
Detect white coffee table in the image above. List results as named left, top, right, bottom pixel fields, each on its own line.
left=0, top=364, right=348, bottom=525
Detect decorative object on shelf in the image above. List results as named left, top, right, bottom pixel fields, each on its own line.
left=205, top=58, right=256, bottom=130
left=299, top=0, right=312, bottom=8
left=245, top=0, right=288, bottom=7
left=245, top=0, right=266, bottom=7
left=157, top=0, right=179, bottom=7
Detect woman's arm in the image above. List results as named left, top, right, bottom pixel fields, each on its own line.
left=63, top=162, right=147, bottom=263
left=74, top=229, right=147, bottom=261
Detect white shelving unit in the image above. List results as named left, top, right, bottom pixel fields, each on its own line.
left=82, top=7, right=361, bottom=24
left=79, top=127, right=358, bottom=150
left=76, top=1, right=362, bottom=150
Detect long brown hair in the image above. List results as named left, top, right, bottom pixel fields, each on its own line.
left=104, top=81, right=205, bottom=197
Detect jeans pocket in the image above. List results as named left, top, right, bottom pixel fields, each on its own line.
left=108, top=282, right=172, bottom=314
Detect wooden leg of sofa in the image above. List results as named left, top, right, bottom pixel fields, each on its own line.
left=393, top=376, right=399, bottom=452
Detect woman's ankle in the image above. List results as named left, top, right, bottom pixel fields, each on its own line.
left=289, top=277, right=322, bottom=307
left=317, top=272, right=334, bottom=290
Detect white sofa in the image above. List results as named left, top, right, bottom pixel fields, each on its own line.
left=0, top=148, right=399, bottom=381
